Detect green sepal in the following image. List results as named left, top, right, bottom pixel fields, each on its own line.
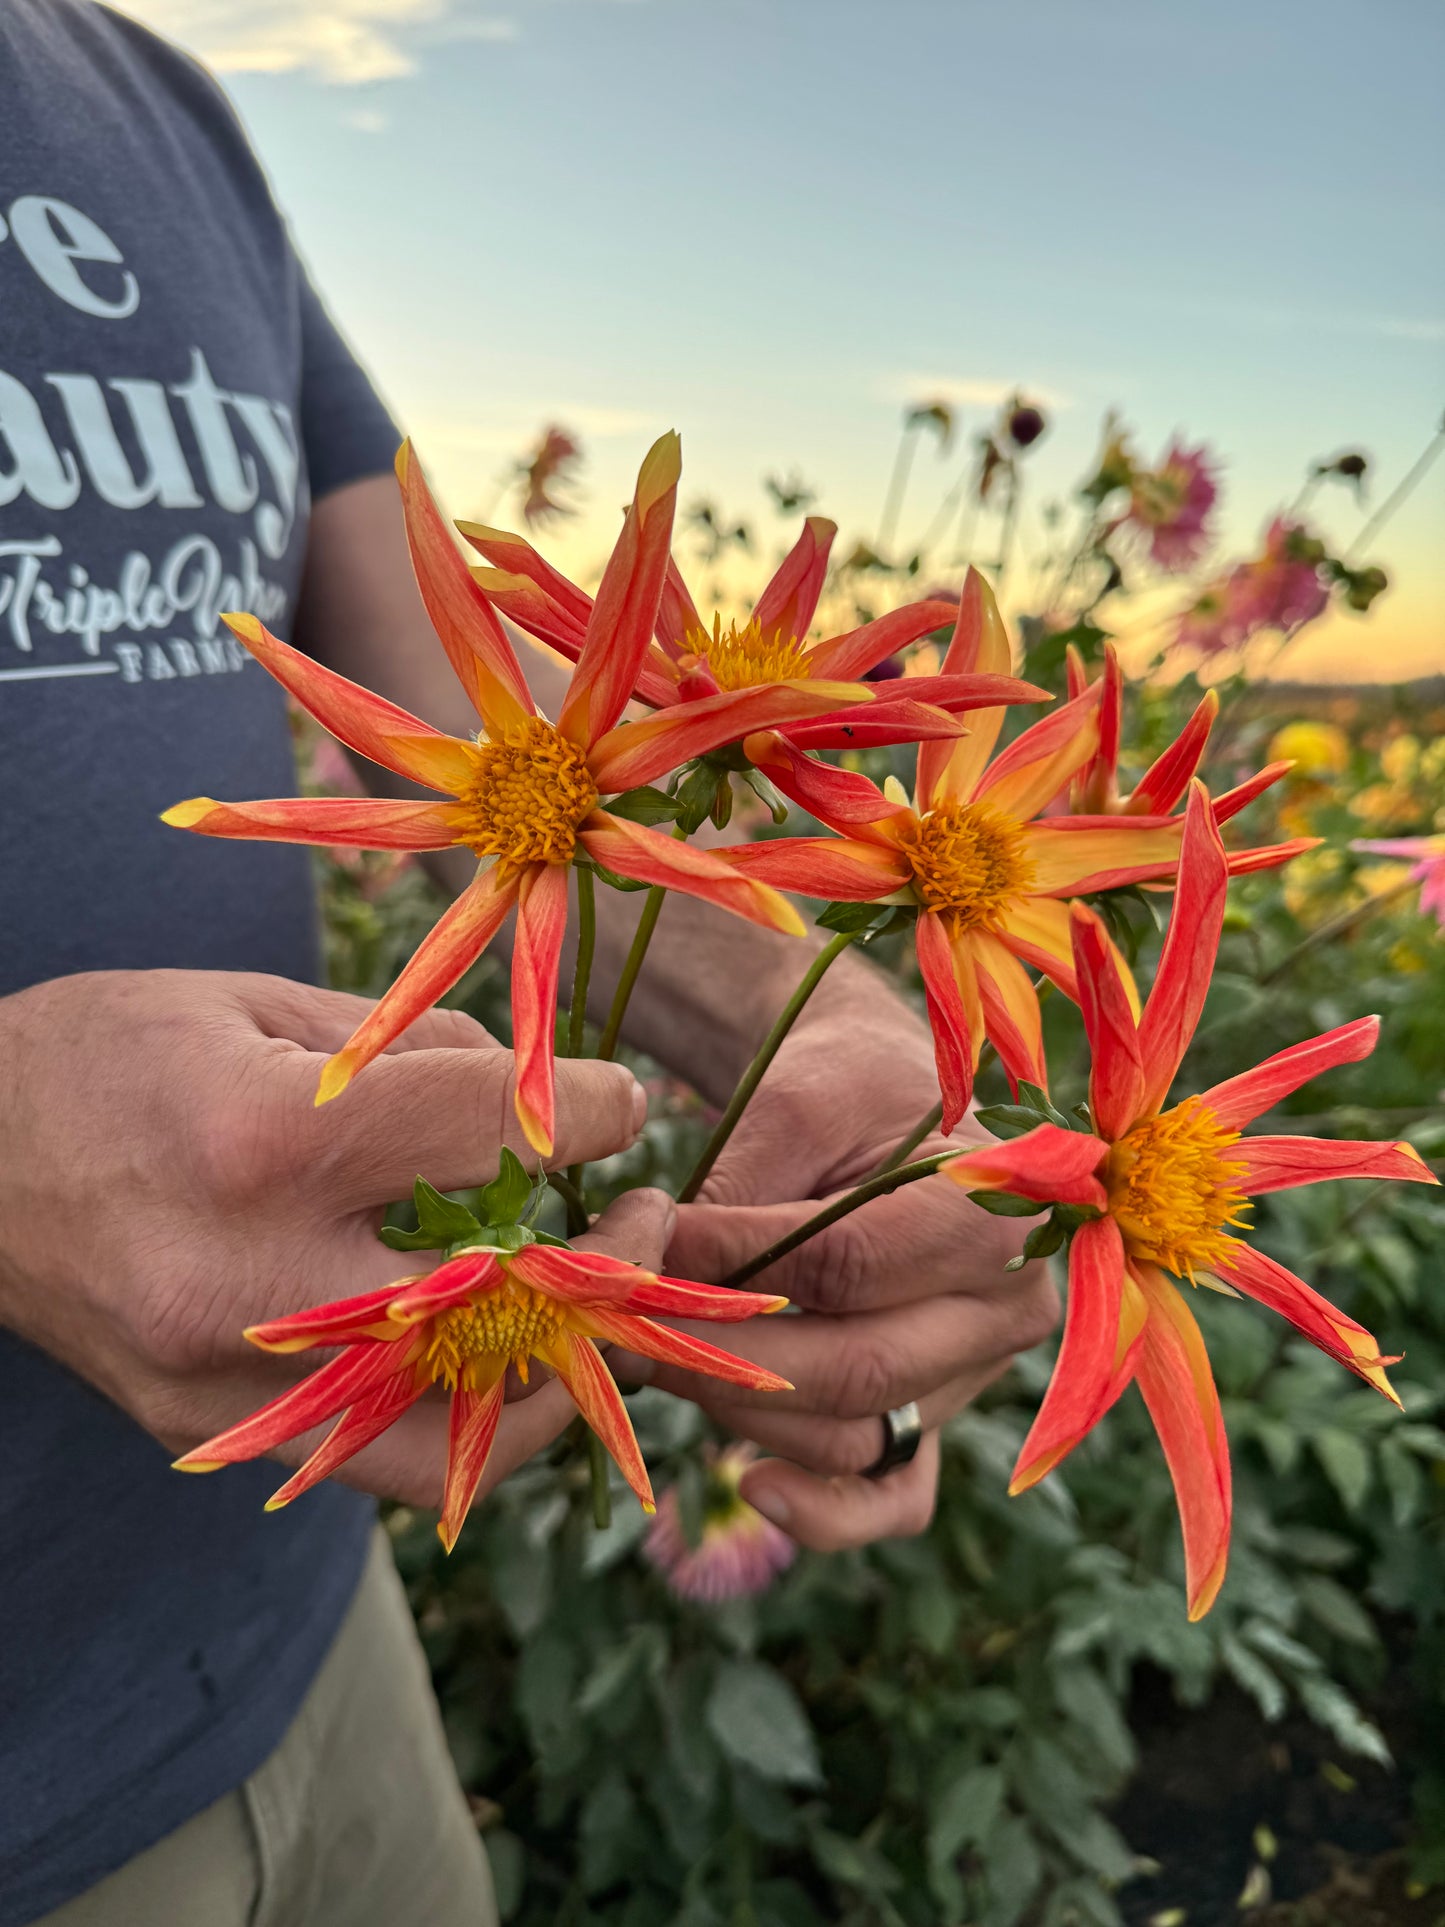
left=739, top=766, right=789, bottom=825
left=1003, top=1216, right=1067, bottom=1272
left=378, top=1222, right=445, bottom=1253
left=1015, top=1081, right=1073, bottom=1130
left=1053, top=1201, right=1104, bottom=1231
left=480, top=1148, right=533, bottom=1226
left=605, top=786, right=682, bottom=826
left=578, top=855, right=654, bottom=894
left=972, top=1103, right=1048, bottom=1141
left=673, top=762, right=723, bottom=834
left=967, top=1188, right=1041, bottom=1218
left=708, top=771, right=734, bottom=831
left=815, top=899, right=911, bottom=937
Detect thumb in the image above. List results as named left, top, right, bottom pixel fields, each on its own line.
left=573, top=1188, right=678, bottom=1274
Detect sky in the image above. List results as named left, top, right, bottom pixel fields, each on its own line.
left=114, top=0, right=1444, bottom=680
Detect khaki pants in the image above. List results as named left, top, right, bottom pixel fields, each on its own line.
left=39, top=1529, right=498, bottom=1927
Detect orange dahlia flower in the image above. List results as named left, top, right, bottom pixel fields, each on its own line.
left=176, top=1234, right=790, bottom=1550
left=163, top=435, right=871, bottom=1153
left=460, top=506, right=1045, bottom=753
left=719, top=571, right=1311, bottom=1127
left=942, top=785, right=1437, bottom=1617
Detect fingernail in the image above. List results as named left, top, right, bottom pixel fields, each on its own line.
left=745, top=1483, right=790, bottom=1527
left=630, top=1078, right=648, bottom=1133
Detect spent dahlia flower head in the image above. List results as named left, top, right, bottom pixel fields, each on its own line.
left=645, top=1443, right=795, bottom=1602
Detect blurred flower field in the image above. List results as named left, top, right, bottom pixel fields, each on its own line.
left=306, top=402, right=1445, bottom=1927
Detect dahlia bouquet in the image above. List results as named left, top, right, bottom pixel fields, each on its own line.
left=163, top=430, right=1436, bottom=1617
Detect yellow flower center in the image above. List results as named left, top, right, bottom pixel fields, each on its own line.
left=897, top=801, right=1034, bottom=932
left=422, top=1278, right=565, bottom=1390
left=687, top=614, right=811, bottom=692
left=1106, top=1097, right=1251, bottom=1280
left=453, top=717, right=597, bottom=869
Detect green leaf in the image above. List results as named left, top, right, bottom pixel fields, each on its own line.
left=1016, top=1081, right=1072, bottom=1130
left=480, top=1148, right=533, bottom=1226
left=1313, top=1426, right=1373, bottom=1513
left=606, top=785, right=683, bottom=825
left=1051, top=1665, right=1136, bottom=1778
left=968, top=1188, right=1042, bottom=1218
left=1297, top=1575, right=1380, bottom=1649
left=378, top=1222, right=444, bottom=1252
left=928, top=1762, right=1005, bottom=1867
left=1220, top=1633, right=1286, bottom=1722
left=981, top=1816, right=1043, bottom=1927
left=583, top=855, right=655, bottom=892
left=482, top=1829, right=526, bottom=1920
left=1297, top=1676, right=1392, bottom=1766
left=706, top=1660, right=822, bottom=1787
left=412, top=1175, right=482, bottom=1244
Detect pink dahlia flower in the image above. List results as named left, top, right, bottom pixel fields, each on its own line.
left=1350, top=836, right=1445, bottom=928
left=645, top=1444, right=796, bottom=1602
left=1127, top=438, right=1220, bottom=571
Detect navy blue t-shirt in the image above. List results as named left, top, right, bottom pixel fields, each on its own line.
left=0, top=5, right=403, bottom=1917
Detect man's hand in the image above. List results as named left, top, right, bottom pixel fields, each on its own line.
left=633, top=959, right=1060, bottom=1552
left=0, top=969, right=651, bottom=1506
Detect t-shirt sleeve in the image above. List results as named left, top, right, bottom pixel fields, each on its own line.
left=296, top=265, right=402, bottom=500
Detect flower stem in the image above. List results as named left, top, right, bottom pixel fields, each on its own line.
left=678, top=930, right=860, bottom=1205
left=871, top=1101, right=943, bottom=1178
left=718, top=1152, right=951, bottom=1289
left=560, top=867, right=599, bottom=1234
left=1258, top=874, right=1419, bottom=985
left=586, top=1427, right=612, bottom=1529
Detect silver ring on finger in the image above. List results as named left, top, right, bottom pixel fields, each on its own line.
left=863, top=1400, right=923, bottom=1479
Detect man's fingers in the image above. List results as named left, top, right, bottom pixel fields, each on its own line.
left=573, top=1188, right=677, bottom=1273
left=669, top=1171, right=1033, bottom=1312
left=697, top=1367, right=1005, bottom=1478
left=738, top=1429, right=941, bottom=1553
left=268, top=1039, right=645, bottom=1203
left=608, top=1286, right=1053, bottom=1421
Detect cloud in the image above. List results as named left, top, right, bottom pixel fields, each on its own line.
left=109, top=2, right=518, bottom=85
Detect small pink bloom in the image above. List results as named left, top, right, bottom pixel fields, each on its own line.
left=645, top=1444, right=795, bottom=1602
left=1127, top=438, right=1220, bottom=571
left=1350, top=836, right=1445, bottom=928
left=1173, top=516, right=1330, bottom=656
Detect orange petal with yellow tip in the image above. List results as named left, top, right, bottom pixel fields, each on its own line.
left=783, top=696, right=968, bottom=753
left=507, top=1245, right=786, bottom=1321
left=222, top=613, right=479, bottom=795
left=1136, top=784, right=1228, bottom=1116
left=438, top=1376, right=508, bottom=1551
left=804, top=597, right=958, bottom=681
left=916, top=567, right=1014, bottom=807
left=972, top=686, right=1101, bottom=822
left=744, top=730, right=913, bottom=843
left=395, top=442, right=535, bottom=735
left=715, top=834, right=910, bottom=902
left=1010, top=1216, right=1135, bottom=1494
left=173, top=1340, right=405, bottom=1470
left=581, top=1306, right=794, bottom=1394
left=579, top=812, right=804, bottom=936
left=384, top=1252, right=507, bottom=1326
left=542, top=1331, right=656, bottom=1510
left=656, top=557, right=706, bottom=654
left=510, top=861, right=571, bottom=1156
left=1020, top=820, right=1185, bottom=896
left=1211, top=759, right=1292, bottom=824
left=613, top=1274, right=789, bottom=1322
left=753, top=515, right=836, bottom=642
left=316, top=864, right=521, bottom=1104
left=1214, top=1241, right=1402, bottom=1403
left=455, top=518, right=595, bottom=628
left=1238, top=1136, right=1439, bottom=1196
left=941, top=1119, right=1108, bottom=1209
left=560, top=431, right=681, bottom=749
left=972, top=931, right=1048, bottom=1093
left=585, top=680, right=872, bottom=793
left=161, top=795, right=468, bottom=851
left=1201, top=1016, right=1380, bottom=1131
left=1129, top=687, right=1218, bottom=815
left=245, top=1281, right=427, bottom=1352
left=1131, top=1266, right=1232, bottom=1620
left=1069, top=902, right=1146, bottom=1141
left=263, top=1371, right=425, bottom=1512
left=915, top=913, right=982, bottom=1133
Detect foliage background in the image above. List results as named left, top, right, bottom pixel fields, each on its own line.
left=312, top=510, right=1445, bottom=1925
